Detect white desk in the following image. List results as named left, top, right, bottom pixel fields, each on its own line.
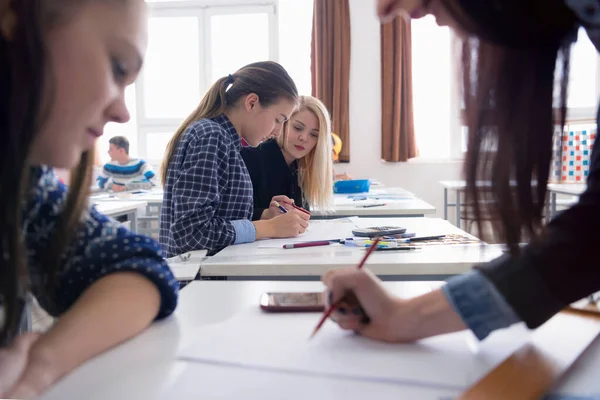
left=91, top=189, right=164, bottom=235
left=199, top=218, right=503, bottom=280
left=93, top=200, right=147, bottom=233
left=39, top=281, right=600, bottom=400
left=547, top=183, right=586, bottom=218
left=439, top=180, right=481, bottom=229
left=312, top=187, right=435, bottom=219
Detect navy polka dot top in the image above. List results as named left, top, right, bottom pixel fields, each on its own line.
left=22, top=166, right=178, bottom=319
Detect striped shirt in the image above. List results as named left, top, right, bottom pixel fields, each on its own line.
left=159, top=115, right=256, bottom=257
left=97, top=159, right=156, bottom=190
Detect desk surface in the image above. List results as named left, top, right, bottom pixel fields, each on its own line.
left=199, top=218, right=503, bottom=278
left=90, top=187, right=435, bottom=217
left=313, top=187, right=435, bottom=217
left=547, top=183, right=587, bottom=196
left=93, top=200, right=148, bottom=216
left=39, top=281, right=600, bottom=400
left=91, top=189, right=164, bottom=204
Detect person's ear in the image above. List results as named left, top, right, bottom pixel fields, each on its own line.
left=244, top=93, right=260, bottom=112
left=0, top=1, right=16, bottom=41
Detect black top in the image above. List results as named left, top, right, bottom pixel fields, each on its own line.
left=477, top=1, right=600, bottom=329
left=241, top=139, right=306, bottom=221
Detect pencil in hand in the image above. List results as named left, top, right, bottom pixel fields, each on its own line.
left=274, top=200, right=310, bottom=232
left=310, top=237, right=381, bottom=339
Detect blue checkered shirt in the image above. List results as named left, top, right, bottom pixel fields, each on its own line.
left=159, top=115, right=255, bottom=257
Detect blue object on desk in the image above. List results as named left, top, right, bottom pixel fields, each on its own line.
left=334, top=179, right=371, bottom=194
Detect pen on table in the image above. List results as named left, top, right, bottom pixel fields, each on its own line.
left=408, top=235, right=445, bottom=242
left=358, top=203, right=387, bottom=208
left=310, top=236, right=381, bottom=339
left=374, top=246, right=417, bottom=251
left=283, top=238, right=351, bottom=249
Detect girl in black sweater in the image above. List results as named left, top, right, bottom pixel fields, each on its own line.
left=242, top=95, right=334, bottom=220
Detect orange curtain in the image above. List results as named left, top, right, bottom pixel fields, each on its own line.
left=311, top=0, right=351, bottom=162
left=381, top=17, right=417, bottom=162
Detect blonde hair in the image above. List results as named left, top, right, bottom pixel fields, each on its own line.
left=277, top=96, right=333, bottom=211
left=161, top=61, right=298, bottom=185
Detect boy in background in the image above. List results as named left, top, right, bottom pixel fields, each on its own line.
left=97, top=136, right=157, bottom=191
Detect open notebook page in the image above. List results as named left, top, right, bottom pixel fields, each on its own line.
left=178, top=307, right=530, bottom=391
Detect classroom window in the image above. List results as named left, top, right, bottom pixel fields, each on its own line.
left=98, top=0, right=314, bottom=165
left=209, top=12, right=271, bottom=82
left=411, top=16, right=457, bottom=159
left=278, top=0, right=314, bottom=96
left=554, top=27, right=600, bottom=121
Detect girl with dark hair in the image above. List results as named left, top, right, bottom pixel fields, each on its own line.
left=0, top=1, right=177, bottom=396
left=323, top=0, right=600, bottom=343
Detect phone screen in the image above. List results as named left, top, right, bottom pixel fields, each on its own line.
left=260, top=292, right=325, bottom=312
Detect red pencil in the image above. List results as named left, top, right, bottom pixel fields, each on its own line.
left=309, top=236, right=381, bottom=339
left=292, top=204, right=311, bottom=215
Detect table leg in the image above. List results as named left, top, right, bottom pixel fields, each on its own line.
left=456, top=190, right=461, bottom=229
left=130, top=211, right=138, bottom=233
left=444, top=188, right=448, bottom=220
left=551, top=192, right=557, bottom=220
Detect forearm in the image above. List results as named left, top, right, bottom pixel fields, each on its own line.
left=252, top=219, right=274, bottom=240
left=400, top=289, right=468, bottom=341
left=26, top=272, right=160, bottom=388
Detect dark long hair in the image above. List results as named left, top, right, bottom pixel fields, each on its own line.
left=0, top=1, right=95, bottom=344
left=443, top=0, right=578, bottom=253
left=161, top=61, right=299, bottom=184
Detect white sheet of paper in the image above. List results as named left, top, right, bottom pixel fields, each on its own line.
left=256, top=219, right=359, bottom=248
left=161, top=358, right=461, bottom=400
left=178, top=307, right=530, bottom=391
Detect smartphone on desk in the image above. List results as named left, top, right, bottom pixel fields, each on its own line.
left=260, top=292, right=325, bottom=312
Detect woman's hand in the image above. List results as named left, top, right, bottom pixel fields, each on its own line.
left=322, top=268, right=467, bottom=342
left=261, top=195, right=295, bottom=220
left=0, top=332, right=42, bottom=398
left=323, top=268, right=410, bottom=342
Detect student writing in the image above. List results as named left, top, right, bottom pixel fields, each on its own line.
left=0, top=0, right=178, bottom=397
left=241, top=95, right=334, bottom=220
left=324, top=0, right=600, bottom=343
left=159, top=62, right=310, bottom=257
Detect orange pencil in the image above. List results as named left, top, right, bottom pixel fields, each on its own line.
left=309, top=236, right=381, bottom=339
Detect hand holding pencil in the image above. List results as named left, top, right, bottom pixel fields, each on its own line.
left=310, top=237, right=381, bottom=339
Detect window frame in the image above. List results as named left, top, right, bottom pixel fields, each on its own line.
left=133, top=1, right=279, bottom=164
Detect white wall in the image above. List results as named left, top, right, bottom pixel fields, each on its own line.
left=335, top=0, right=463, bottom=219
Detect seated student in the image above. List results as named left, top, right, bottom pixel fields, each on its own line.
left=159, top=61, right=310, bottom=257
left=97, top=136, right=156, bottom=192
left=0, top=0, right=177, bottom=397
left=331, top=133, right=352, bottom=181
left=241, top=95, right=334, bottom=220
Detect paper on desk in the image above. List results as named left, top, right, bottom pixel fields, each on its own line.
left=257, top=218, right=359, bottom=248
left=178, top=307, right=529, bottom=390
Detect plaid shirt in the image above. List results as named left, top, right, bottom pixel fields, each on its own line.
left=159, top=115, right=254, bottom=257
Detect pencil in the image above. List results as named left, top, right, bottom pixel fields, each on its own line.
left=274, top=200, right=310, bottom=232
left=273, top=200, right=288, bottom=214
left=292, top=203, right=311, bottom=215
left=309, top=236, right=381, bottom=339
